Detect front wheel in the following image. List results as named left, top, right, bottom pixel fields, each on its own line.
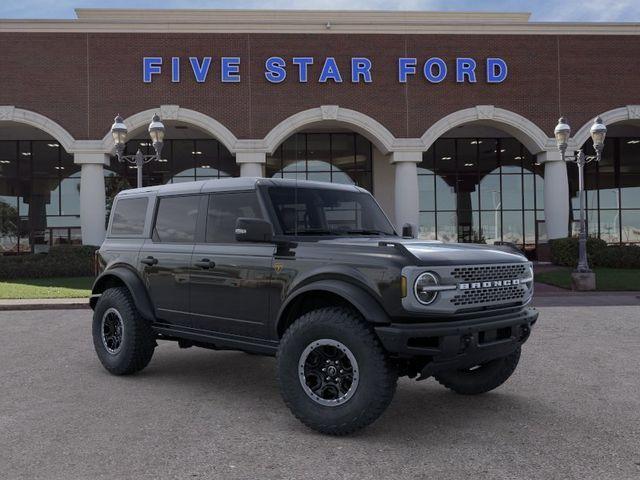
left=434, top=347, right=521, bottom=395
left=277, top=307, right=397, bottom=435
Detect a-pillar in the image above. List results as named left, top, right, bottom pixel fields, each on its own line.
left=538, top=150, right=569, bottom=239
left=391, top=151, right=421, bottom=236
left=237, top=152, right=266, bottom=177
left=75, top=152, right=109, bottom=246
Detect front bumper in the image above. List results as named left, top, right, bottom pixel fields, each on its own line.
left=375, top=307, right=538, bottom=377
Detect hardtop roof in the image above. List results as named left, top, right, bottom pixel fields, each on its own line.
left=115, top=177, right=368, bottom=199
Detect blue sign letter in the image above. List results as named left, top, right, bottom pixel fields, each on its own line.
left=292, top=57, right=313, bottom=82
left=487, top=58, right=508, bottom=83
left=143, top=57, right=162, bottom=83
left=221, top=57, right=241, bottom=83
left=424, top=57, right=447, bottom=83
left=171, top=57, right=180, bottom=83
left=319, top=57, right=343, bottom=83
left=456, top=58, right=477, bottom=83
left=265, top=56, right=287, bottom=83
left=351, top=57, right=372, bottom=83
left=189, top=57, right=212, bottom=83
left=398, top=58, right=416, bottom=83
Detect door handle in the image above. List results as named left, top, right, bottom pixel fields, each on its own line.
left=141, top=256, right=158, bottom=266
left=194, top=258, right=215, bottom=269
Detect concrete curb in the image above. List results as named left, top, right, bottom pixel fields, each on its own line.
left=0, top=298, right=90, bottom=311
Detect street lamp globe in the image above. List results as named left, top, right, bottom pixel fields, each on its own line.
left=148, top=114, right=165, bottom=142
left=110, top=115, right=128, bottom=151
left=554, top=117, right=571, bottom=154
left=590, top=116, right=607, bottom=153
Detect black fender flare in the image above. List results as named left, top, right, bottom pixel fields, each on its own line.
left=276, top=279, right=391, bottom=337
left=90, top=267, right=155, bottom=321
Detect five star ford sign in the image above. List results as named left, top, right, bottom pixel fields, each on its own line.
left=142, top=56, right=508, bottom=84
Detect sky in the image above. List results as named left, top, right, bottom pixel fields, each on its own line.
left=0, top=0, right=639, bottom=22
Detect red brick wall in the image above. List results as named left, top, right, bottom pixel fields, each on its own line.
left=0, top=32, right=639, bottom=142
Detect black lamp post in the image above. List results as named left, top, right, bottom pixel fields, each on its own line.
left=111, top=113, right=166, bottom=188
left=554, top=116, right=607, bottom=274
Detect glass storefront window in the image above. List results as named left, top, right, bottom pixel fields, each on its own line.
left=419, top=137, right=543, bottom=250
left=0, top=140, right=82, bottom=252
left=621, top=210, right=640, bottom=243
left=570, top=136, right=640, bottom=244
left=267, top=133, right=373, bottom=192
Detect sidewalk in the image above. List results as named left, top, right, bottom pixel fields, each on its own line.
left=0, top=298, right=89, bottom=311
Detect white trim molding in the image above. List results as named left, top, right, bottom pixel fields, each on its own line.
left=0, top=106, right=76, bottom=152
left=571, top=105, right=640, bottom=149
left=263, top=106, right=396, bottom=155
left=421, top=106, right=553, bottom=154
left=100, top=105, right=239, bottom=154
left=2, top=10, right=640, bottom=35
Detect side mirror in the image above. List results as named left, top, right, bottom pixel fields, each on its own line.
left=401, top=223, right=415, bottom=238
left=235, top=218, right=273, bottom=243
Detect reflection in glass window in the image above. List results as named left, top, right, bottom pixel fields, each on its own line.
left=153, top=195, right=199, bottom=243
left=111, top=197, right=148, bottom=236
left=206, top=192, right=262, bottom=243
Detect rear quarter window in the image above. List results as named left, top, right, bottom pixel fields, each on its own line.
left=110, top=197, right=149, bottom=236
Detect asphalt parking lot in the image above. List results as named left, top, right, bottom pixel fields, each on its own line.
left=1, top=307, right=639, bottom=480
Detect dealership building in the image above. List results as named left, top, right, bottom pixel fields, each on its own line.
left=1, top=9, right=639, bottom=254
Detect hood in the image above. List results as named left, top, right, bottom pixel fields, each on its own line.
left=317, top=237, right=527, bottom=266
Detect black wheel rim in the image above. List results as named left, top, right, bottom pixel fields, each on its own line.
left=298, top=339, right=359, bottom=407
left=101, top=307, right=124, bottom=355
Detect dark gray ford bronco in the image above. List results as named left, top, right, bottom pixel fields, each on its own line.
left=91, top=177, right=537, bottom=435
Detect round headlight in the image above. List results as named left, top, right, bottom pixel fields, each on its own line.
left=414, top=272, right=439, bottom=305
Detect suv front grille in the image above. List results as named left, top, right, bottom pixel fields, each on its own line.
left=448, top=263, right=532, bottom=308
left=451, top=264, right=527, bottom=283
left=451, top=284, right=526, bottom=307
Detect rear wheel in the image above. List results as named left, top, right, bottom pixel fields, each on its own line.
left=434, top=347, right=521, bottom=395
left=92, top=287, right=156, bottom=375
left=277, top=307, right=397, bottom=435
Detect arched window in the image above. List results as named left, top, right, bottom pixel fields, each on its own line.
left=266, top=133, right=373, bottom=192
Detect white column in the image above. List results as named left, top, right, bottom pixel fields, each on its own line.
left=236, top=151, right=266, bottom=177
left=391, top=151, right=421, bottom=236
left=75, top=152, right=109, bottom=246
left=539, top=151, right=569, bottom=240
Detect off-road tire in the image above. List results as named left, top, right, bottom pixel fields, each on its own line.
left=434, top=346, right=521, bottom=395
left=92, top=287, right=156, bottom=375
left=277, top=307, right=397, bottom=435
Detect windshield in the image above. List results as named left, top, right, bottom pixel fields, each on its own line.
left=267, top=186, right=396, bottom=236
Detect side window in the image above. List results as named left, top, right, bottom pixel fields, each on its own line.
left=110, top=197, right=148, bottom=236
left=206, top=192, right=262, bottom=243
left=153, top=195, right=200, bottom=243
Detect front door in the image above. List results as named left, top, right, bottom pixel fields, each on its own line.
left=189, top=191, right=275, bottom=339
left=139, top=194, right=201, bottom=326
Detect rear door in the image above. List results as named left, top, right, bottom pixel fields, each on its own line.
left=139, top=194, right=202, bottom=326
left=189, top=191, right=275, bottom=338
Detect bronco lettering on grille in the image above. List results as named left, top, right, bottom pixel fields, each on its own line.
left=458, top=279, right=521, bottom=290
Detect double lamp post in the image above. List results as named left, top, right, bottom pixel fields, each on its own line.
left=553, top=115, right=607, bottom=285
left=110, top=114, right=166, bottom=188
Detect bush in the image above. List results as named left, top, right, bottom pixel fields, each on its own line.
left=549, top=237, right=607, bottom=267
left=550, top=237, right=640, bottom=269
left=593, top=245, right=640, bottom=269
left=0, top=245, right=96, bottom=280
